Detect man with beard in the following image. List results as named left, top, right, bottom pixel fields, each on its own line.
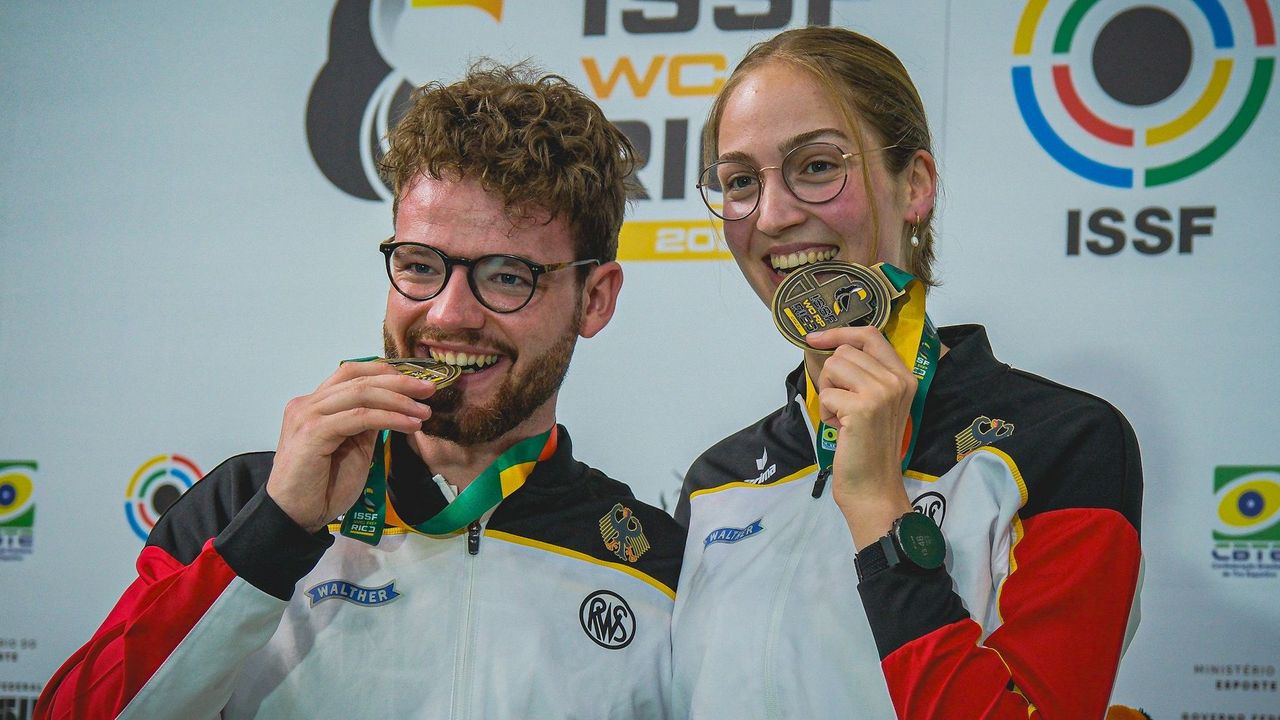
left=37, top=64, right=684, bottom=720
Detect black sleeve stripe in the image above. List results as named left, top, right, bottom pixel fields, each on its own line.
left=147, top=451, right=333, bottom=600
left=858, top=566, right=970, bottom=660
left=214, top=487, right=334, bottom=601
left=146, top=452, right=278, bottom=564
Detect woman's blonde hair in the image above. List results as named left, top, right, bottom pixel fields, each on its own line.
left=704, top=27, right=938, bottom=286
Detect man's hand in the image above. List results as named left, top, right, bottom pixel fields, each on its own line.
left=266, top=361, right=437, bottom=533
left=807, top=327, right=916, bottom=549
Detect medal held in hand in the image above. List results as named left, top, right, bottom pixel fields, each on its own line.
left=770, top=260, right=941, bottom=473
left=334, top=354, right=464, bottom=546
left=384, top=357, right=462, bottom=389
left=771, top=261, right=905, bottom=352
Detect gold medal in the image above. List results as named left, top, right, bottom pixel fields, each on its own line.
left=770, top=261, right=904, bottom=352
left=383, top=357, right=462, bottom=389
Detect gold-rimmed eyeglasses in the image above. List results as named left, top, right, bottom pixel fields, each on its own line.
left=696, top=142, right=898, bottom=221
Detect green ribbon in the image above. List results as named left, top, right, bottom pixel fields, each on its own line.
left=339, top=430, right=392, bottom=543
left=340, top=427, right=555, bottom=545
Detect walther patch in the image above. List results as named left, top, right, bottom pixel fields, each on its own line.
left=305, top=579, right=400, bottom=607
left=704, top=519, right=765, bottom=548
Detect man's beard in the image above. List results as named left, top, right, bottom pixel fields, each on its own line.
left=383, top=321, right=578, bottom=446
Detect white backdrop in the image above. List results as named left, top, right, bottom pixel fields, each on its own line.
left=2, top=2, right=1278, bottom=718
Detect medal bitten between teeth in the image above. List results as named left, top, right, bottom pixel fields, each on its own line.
left=384, top=357, right=463, bottom=389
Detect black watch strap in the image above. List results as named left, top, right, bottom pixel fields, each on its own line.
left=855, top=511, right=946, bottom=582
left=855, top=535, right=894, bottom=582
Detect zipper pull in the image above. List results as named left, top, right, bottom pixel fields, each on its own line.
left=467, top=521, right=481, bottom=555
left=812, top=467, right=832, bottom=499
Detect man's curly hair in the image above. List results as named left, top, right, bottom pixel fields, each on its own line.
left=380, top=61, right=636, bottom=263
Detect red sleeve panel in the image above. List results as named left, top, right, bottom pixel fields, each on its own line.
left=862, top=331, right=1145, bottom=719
left=35, top=453, right=333, bottom=720
left=880, top=508, right=1141, bottom=719
left=37, top=542, right=237, bottom=720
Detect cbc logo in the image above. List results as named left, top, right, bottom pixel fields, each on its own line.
left=1213, top=468, right=1280, bottom=541
left=0, top=463, right=36, bottom=525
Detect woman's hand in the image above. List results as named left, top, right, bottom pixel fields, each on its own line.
left=807, top=326, right=916, bottom=549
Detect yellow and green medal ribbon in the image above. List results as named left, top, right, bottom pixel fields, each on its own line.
left=805, top=262, right=939, bottom=474
left=340, top=426, right=557, bottom=544
left=877, top=263, right=940, bottom=469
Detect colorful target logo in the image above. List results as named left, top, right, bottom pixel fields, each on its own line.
left=1213, top=466, right=1280, bottom=541
left=125, top=454, right=202, bottom=541
left=0, top=461, right=37, bottom=527
left=1012, top=0, right=1276, bottom=187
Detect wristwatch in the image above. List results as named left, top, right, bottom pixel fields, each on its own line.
left=855, top=510, right=946, bottom=582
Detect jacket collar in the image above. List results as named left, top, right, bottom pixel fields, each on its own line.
left=386, top=424, right=584, bottom=523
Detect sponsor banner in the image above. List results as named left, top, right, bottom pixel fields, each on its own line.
left=303, top=0, right=933, bottom=261
left=0, top=4, right=1275, bottom=718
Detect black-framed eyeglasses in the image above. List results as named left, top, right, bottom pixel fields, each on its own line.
left=379, top=240, right=600, bottom=313
left=696, top=142, right=898, bottom=221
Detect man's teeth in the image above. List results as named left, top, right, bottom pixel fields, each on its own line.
left=770, top=248, right=838, bottom=272
left=429, top=349, right=499, bottom=373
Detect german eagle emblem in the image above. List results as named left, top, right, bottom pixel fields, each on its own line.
left=955, top=415, right=1015, bottom=460
left=600, top=503, right=650, bottom=563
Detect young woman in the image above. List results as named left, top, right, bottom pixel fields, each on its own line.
left=672, top=26, right=1143, bottom=719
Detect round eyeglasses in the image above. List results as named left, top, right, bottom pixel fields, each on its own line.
left=379, top=241, right=600, bottom=313
left=696, top=142, right=897, bottom=221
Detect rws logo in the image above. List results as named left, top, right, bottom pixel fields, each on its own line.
left=579, top=590, right=635, bottom=650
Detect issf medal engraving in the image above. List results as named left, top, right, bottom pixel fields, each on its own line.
left=770, top=261, right=904, bottom=352
left=383, top=357, right=462, bottom=389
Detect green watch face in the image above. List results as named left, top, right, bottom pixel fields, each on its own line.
left=895, top=511, right=946, bottom=570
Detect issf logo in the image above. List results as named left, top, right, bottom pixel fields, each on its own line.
left=1214, top=466, right=1280, bottom=542
left=0, top=460, right=37, bottom=560
left=1012, top=0, right=1275, bottom=188
left=125, top=454, right=202, bottom=541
